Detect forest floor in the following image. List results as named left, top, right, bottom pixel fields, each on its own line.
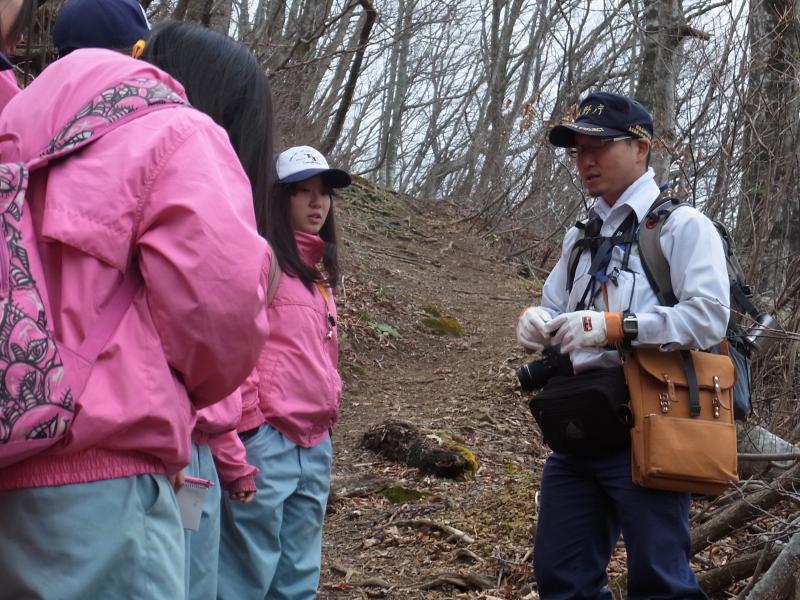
left=317, top=179, right=796, bottom=599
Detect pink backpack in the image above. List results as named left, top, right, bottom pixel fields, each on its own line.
left=0, top=78, right=184, bottom=468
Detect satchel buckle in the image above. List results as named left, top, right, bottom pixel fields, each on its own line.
left=712, top=375, right=721, bottom=418
left=659, top=392, right=670, bottom=413
left=660, top=374, right=676, bottom=413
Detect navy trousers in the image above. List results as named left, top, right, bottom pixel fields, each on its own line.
left=533, top=447, right=707, bottom=600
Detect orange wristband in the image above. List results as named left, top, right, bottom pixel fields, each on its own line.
left=604, top=312, right=624, bottom=344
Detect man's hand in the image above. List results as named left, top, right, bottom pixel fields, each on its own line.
left=517, top=306, right=553, bottom=351
left=546, top=310, right=611, bottom=353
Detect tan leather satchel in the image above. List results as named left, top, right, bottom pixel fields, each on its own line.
left=624, top=348, right=738, bottom=495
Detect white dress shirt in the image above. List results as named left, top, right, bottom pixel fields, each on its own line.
left=538, top=168, right=730, bottom=373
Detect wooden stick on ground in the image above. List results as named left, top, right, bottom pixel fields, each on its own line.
left=393, top=518, right=476, bottom=544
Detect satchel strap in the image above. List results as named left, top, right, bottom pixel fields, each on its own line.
left=680, top=350, right=701, bottom=417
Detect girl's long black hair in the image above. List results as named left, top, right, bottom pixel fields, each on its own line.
left=266, top=180, right=339, bottom=292
left=141, top=21, right=273, bottom=236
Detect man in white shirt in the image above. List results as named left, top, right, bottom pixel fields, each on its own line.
left=517, top=92, right=728, bottom=599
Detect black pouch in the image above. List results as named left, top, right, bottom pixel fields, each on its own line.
left=528, top=366, right=633, bottom=454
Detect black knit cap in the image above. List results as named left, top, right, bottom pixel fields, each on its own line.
left=549, top=92, right=653, bottom=148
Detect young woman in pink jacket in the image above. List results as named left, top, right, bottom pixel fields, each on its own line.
left=218, top=146, right=351, bottom=600
left=141, top=21, right=270, bottom=600
left=0, top=40, right=270, bottom=600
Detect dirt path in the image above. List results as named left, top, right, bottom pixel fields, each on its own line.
left=319, top=180, right=547, bottom=599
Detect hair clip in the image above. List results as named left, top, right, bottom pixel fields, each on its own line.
left=131, top=39, right=146, bottom=59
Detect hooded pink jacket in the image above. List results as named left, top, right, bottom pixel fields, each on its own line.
left=0, top=49, right=269, bottom=490
left=238, top=233, right=341, bottom=448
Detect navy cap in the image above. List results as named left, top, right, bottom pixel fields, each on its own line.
left=549, top=92, right=653, bottom=148
left=53, top=0, right=150, bottom=56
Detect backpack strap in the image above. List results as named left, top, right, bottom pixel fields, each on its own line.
left=637, top=196, right=683, bottom=306
left=566, top=216, right=595, bottom=293
left=714, top=221, right=761, bottom=321
left=26, top=77, right=185, bottom=172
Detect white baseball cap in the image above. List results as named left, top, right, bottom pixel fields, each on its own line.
left=276, top=146, right=351, bottom=188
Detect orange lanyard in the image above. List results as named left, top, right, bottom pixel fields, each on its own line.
left=316, top=282, right=336, bottom=341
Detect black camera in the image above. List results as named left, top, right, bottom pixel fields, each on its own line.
left=516, top=347, right=574, bottom=391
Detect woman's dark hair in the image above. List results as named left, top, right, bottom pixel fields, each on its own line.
left=2, top=0, right=35, bottom=55
left=141, top=21, right=272, bottom=236
left=266, top=180, right=339, bottom=291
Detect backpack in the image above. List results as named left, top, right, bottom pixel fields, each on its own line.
left=0, top=78, right=184, bottom=467
left=566, top=195, right=763, bottom=421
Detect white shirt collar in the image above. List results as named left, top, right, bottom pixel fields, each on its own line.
left=592, top=168, right=660, bottom=225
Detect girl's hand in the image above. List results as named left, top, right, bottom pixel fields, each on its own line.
left=169, top=470, right=185, bottom=492
left=230, top=490, right=256, bottom=503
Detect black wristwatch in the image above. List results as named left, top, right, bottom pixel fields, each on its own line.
left=622, top=312, right=638, bottom=341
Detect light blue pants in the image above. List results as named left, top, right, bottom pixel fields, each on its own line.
left=218, top=423, right=333, bottom=600
left=184, top=442, right=222, bottom=600
left=0, top=474, right=184, bottom=600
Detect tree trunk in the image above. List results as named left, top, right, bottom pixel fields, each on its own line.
left=746, top=530, right=800, bottom=599
left=635, top=0, right=709, bottom=184
left=735, top=0, right=800, bottom=293
left=382, top=0, right=413, bottom=188
left=208, top=0, right=233, bottom=32
left=321, top=0, right=377, bottom=154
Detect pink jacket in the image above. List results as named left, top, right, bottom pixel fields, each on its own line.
left=0, top=49, right=269, bottom=490
left=0, top=68, right=18, bottom=112
left=239, top=232, right=341, bottom=448
left=195, top=395, right=257, bottom=493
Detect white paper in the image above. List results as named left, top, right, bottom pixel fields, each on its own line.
left=176, top=483, right=207, bottom=531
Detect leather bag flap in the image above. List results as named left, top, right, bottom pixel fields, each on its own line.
left=635, top=349, right=735, bottom=390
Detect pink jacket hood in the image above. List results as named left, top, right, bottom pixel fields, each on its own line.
left=1, top=49, right=191, bottom=161
left=0, top=49, right=269, bottom=489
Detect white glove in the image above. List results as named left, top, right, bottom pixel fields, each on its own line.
left=546, top=310, right=608, bottom=354
left=517, top=306, right=553, bottom=351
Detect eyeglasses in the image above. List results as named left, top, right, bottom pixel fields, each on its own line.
left=569, top=136, right=632, bottom=159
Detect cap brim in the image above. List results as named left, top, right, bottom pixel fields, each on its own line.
left=281, top=167, right=351, bottom=188
left=548, top=122, right=629, bottom=148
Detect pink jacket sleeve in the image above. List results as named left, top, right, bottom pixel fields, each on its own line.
left=208, top=428, right=258, bottom=492
left=195, top=389, right=243, bottom=438
left=136, top=123, right=269, bottom=407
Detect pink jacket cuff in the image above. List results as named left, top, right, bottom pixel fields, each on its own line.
left=226, top=473, right=257, bottom=494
